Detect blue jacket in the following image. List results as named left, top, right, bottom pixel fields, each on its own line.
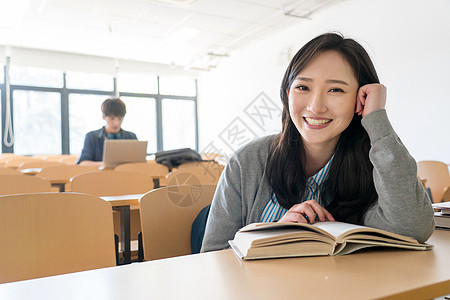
left=76, top=127, right=137, bottom=164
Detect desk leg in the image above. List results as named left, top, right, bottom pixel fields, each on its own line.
left=51, top=183, right=65, bottom=192
left=114, top=206, right=131, bottom=264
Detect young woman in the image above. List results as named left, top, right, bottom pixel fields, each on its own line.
left=201, top=33, right=435, bottom=252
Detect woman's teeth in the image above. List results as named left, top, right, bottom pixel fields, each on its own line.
left=304, top=118, right=332, bottom=125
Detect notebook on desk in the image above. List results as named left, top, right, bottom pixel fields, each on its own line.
left=102, top=139, right=148, bottom=168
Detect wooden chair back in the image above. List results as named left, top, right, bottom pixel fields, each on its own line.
left=0, top=175, right=52, bottom=195
left=59, top=155, right=80, bottom=165
left=36, top=165, right=98, bottom=191
left=70, top=170, right=154, bottom=196
left=0, top=192, right=116, bottom=283
left=176, top=160, right=221, bottom=170
left=0, top=155, right=28, bottom=163
left=442, top=186, right=450, bottom=202
left=17, top=160, right=63, bottom=171
left=200, top=152, right=223, bottom=160
left=115, top=162, right=169, bottom=188
left=0, top=167, right=21, bottom=175
left=168, top=161, right=223, bottom=186
left=115, top=162, right=169, bottom=178
left=37, top=165, right=98, bottom=182
left=139, top=184, right=216, bottom=260
left=3, top=157, right=43, bottom=169
left=417, top=160, right=450, bottom=203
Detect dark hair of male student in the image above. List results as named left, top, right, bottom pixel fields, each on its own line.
left=101, top=98, right=127, bottom=117
left=265, top=32, right=379, bottom=224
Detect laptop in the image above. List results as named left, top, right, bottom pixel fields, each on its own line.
left=102, top=139, right=148, bottom=168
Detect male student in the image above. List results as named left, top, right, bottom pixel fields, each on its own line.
left=77, top=98, right=137, bottom=167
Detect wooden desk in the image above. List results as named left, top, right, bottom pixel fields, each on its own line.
left=101, top=194, right=142, bottom=265
left=20, top=168, right=42, bottom=175
left=0, top=230, right=449, bottom=299
left=20, top=168, right=67, bottom=192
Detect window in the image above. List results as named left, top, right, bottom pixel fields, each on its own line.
left=0, top=67, right=4, bottom=83
left=159, top=76, right=196, bottom=96
left=9, top=66, right=63, bottom=88
left=12, top=90, right=61, bottom=154
left=66, top=71, right=113, bottom=91
left=162, top=98, right=196, bottom=150
left=1, top=60, right=198, bottom=155
left=121, top=97, right=157, bottom=154
left=117, top=73, right=158, bottom=94
left=69, top=94, right=108, bottom=154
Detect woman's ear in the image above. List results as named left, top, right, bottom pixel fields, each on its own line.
left=286, top=88, right=290, bottom=98
left=102, top=113, right=106, bottom=120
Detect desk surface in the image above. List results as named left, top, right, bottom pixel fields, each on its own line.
left=19, top=168, right=42, bottom=175
left=0, top=229, right=449, bottom=299
left=100, top=194, right=142, bottom=207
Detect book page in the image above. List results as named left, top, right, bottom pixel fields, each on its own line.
left=311, top=221, right=367, bottom=239
left=233, top=228, right=334, bottom=254
left=432, top=202, right=450, bottom=209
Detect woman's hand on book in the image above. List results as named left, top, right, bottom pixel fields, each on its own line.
left=277, top=200, right=335, bottom=224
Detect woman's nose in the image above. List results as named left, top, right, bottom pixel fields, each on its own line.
left=307, top=92, right=328, bottom=114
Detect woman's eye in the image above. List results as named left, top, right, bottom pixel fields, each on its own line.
left=329, top=88, right=344, bottom=93
left=296, top=85, right=309, bottom=91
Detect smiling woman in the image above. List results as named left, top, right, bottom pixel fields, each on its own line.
left=201, top=32, right=435, bottom=253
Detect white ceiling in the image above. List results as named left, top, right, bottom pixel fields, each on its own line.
left=0, top=0, right=339, bottom=71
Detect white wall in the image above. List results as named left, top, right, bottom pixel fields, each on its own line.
left=197, top=0, right=450, bottom=163
left=0, top=45, right=196, bottom=77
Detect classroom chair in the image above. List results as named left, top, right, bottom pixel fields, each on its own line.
left=3, top=157, right=44, bottom=169
left=139, top=184, right=217, bottom=261
left=200, top=152, right=223, bottom=160
left=115, top=162, right=169, bottom=188
left=0, top=155, right=28, bottom=164
left=167, top=161, right=224, bottom=186
left=417, top=160, right=450, bottom=203
left=70, top=170, right=154, bottom=197
left=70, top=170, right=155, bottom=258
left=59, top=155, right=80, bottom=165
left=17, top=160, right=63, bottom=171
left=36, top=164, right=98, bottom=192
left=0, top=167, right=21, bottom=175
left=0, top=174, right=52, bottom=195
left=0, top=192, right=116, bottom=284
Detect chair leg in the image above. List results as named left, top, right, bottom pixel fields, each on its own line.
left=114, top=234, right=120, bottom=266
left=137, top=232, right=144, bottom=262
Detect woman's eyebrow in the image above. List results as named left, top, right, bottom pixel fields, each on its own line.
left=295, top=77, right=349, bottom=85
left=296, top=77, right=313, bottom=82
left=326, top=79, right=349, bottom=85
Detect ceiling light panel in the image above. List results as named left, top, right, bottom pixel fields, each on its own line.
left=183, top=13, right=252, bottom=36
left=188, top=0, right=278, bottom=24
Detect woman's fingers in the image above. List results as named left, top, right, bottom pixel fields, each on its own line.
left=356, top=83, right=387, bottom=117
left=278, top=200, right=335, bottom=224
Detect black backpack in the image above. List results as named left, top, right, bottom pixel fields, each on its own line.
left=155, top=148, right=202, bottom=168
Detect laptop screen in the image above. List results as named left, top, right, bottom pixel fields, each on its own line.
left=102, top=140, right=148, bottom=168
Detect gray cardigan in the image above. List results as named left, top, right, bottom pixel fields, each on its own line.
left=201, top=109, right=435, bottom=252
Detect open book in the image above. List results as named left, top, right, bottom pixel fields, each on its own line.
left=228, top=221, right=432, bottom=260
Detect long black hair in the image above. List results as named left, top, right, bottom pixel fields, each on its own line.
left=265, top=32, right=378, bottom=223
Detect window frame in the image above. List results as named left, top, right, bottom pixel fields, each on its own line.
left=0, top=64, right=198, bottom=154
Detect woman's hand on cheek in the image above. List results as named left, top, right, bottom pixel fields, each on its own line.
left=355, top=83, right=387, bottom=117
left=277, top=200, right=335, bottom=224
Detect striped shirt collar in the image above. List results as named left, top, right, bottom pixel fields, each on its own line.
left=260, top=155, right=334, bottom=222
